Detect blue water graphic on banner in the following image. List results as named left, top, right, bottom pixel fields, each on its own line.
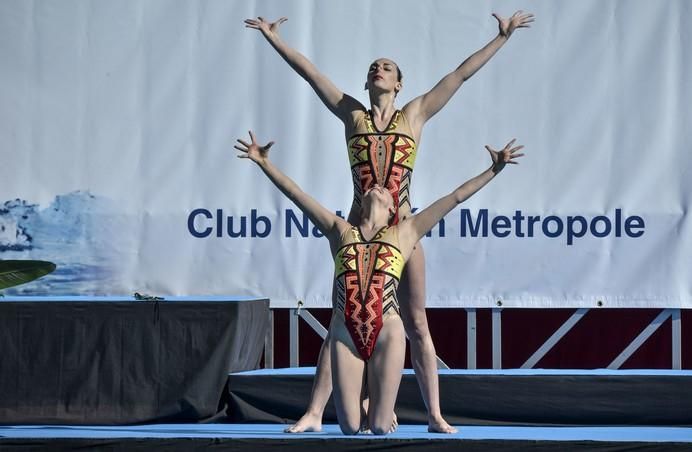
left=0, top=191, right=122, bottom=295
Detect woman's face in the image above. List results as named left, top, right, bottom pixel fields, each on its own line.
left=366, top=58, right=402, bottom=94
left=363, top=184, right=395, bottom=216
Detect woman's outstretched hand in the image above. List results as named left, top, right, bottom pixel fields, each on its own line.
left=492, top=11, right=534, bottom=38
left=234, top=131, right=274, bottom=165
left=486, top=139, right=525, bottom=174
left=244, top=16, right=288, bottom=39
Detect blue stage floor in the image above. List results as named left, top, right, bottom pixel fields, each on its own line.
left=1, top=424, right=691, bottom=443
left=237, top=367, right=692, bottom=377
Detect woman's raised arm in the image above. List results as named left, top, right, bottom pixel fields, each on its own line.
left=398, top=139, right=525, bottom=254
left=235, top=130, right=348, bottom=238
left=245, top=17, right=363, bottom=122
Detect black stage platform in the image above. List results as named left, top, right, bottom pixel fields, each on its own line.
left=226, top=368, right=692, bottom=426
left=0, top=296, right=269, bottom=425
left=1, top=368, right=691, bottom=450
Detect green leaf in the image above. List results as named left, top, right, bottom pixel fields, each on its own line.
left=0, top=260, right=57, bottom=290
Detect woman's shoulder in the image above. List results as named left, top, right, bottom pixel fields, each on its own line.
left=335, top=222, right=357, bottom=243
left=345, top=107, right=369, bottom=138
left=394, top=109, right=416, bottom=139
left=351, top=106, right=368, bottom=122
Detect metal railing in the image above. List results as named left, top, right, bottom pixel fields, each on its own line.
left=264, top=305, right=683, bottom=370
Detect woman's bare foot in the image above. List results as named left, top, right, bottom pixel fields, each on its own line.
left=428, top=416, right=457, bottom=434
left=390, top=412, right=398, bottom=433
left=284, top=412, right=323, bottom=433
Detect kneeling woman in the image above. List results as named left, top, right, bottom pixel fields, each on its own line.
left=234, top=131, right=523, bottom=435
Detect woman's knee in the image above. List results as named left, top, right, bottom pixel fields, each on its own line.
left=369, top=419, right=392, bottom=436
left=338, top=419, right=361, bottom=435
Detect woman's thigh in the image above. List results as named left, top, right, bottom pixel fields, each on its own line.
left=367, top=317, right=406, bottom=432
left=330, top=322, right=366, bottom=433
left=398, top=242, right=428, bottom=331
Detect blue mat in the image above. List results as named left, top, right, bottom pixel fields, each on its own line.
left=1, top=424, right=691, bottom=442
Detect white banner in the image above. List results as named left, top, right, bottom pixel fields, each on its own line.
left=1, top=0, right=690, bottom=308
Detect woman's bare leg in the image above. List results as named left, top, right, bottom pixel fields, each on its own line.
left=284, top=330, right=333, bottom=433
left=330, top=330, right=366, bottom=435
left=398, top=243, right=457, bottom=433
left=367, top=317, right=406, bottom=435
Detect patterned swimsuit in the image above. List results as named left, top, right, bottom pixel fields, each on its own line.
left=334, top=225, right=405, bottom=361
left=346, top=110, right=418, bottom=225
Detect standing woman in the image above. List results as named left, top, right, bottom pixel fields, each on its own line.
left=245, top=10, right=533, bottom=433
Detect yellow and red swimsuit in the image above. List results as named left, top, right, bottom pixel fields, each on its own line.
left=333, top=225, right=406, bottom=361
left=346, top=109, right=418, bottom=225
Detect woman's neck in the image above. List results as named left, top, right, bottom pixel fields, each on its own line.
left=368, top=92, right=397, bottom=120
left=359, top=206, right=389, bottom=235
